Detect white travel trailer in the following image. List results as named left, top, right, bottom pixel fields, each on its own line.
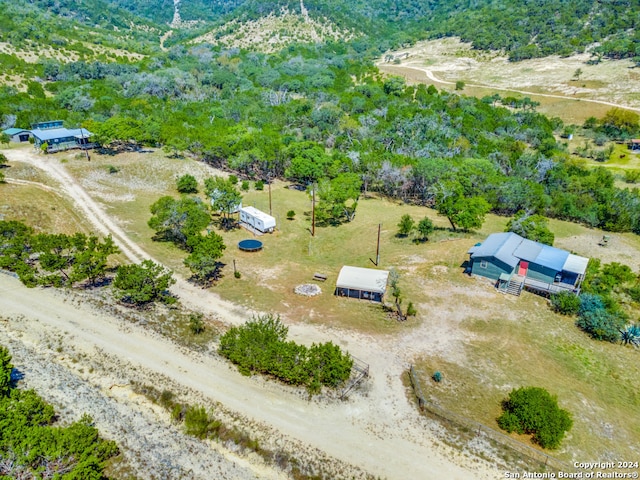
left=239, top=206, right=276, bottom=233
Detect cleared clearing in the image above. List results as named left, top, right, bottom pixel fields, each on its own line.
left=379, top=37, right=640, bottom=124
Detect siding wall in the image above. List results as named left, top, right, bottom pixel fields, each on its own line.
left=471, top=257, right=514, bottom=280
left=526, top=263, right=557, bottom=284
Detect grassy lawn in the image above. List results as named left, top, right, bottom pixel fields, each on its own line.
left=412, top=290, right=640, bottom=462
left=5, top=147, right=640, bottom=464
left=0, top=182, right=90, bottom=235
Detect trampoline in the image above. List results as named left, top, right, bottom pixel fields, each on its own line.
left=238, top=239, right=263, bottom=252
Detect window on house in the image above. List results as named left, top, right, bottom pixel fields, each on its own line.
left=480, top=260, right=488, bottom=268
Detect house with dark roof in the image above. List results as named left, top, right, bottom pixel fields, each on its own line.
left=2, top=128, right=32, bottom=143
left=467, top=232, right=588, bottom=296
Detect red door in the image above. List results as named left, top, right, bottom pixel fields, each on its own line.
left=518, top=261, right=529, bottom=276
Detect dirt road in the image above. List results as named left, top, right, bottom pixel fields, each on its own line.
left=1, top=148, right=501, bottom=479
left=378, top=63, right=640, bottom=113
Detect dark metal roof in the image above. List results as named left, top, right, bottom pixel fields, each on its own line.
left=513, top=238, right=543, bottom=262
left=471, top=232, right=588, bottom=274
left=469, top=232, right=521, bottom=268
left=31, top=128, right=92, bottom=142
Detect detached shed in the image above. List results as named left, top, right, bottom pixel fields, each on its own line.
left=335, top=266, right=389, bottom=302
left=2, top=128, right=31, bottom=143
left=239, top=206, right=276, bottom=233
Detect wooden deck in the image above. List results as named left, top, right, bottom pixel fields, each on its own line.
left=502, top=274, right=578, bottom=296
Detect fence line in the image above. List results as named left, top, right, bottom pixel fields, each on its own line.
left=408, top=365, right=572, bottom=472
left=340, top=356, right=369, bottom=400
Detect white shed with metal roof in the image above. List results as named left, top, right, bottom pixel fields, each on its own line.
left=335, top=266, right=389, bottom=302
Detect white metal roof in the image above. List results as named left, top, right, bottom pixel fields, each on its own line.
left=336, top=266, right=389, bottom=294
left=562, top=254, right=589, bottom=275
left=241, top=206, right=275, bottom=227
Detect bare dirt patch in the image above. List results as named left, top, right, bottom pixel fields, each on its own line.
left=379, top=37, right=640, bottom=123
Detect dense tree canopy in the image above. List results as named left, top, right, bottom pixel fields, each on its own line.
left=0, top=345, right=119, bottom=478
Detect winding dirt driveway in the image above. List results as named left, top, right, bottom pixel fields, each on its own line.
left=1, top=148, right=501, bottom=479
left=377, top=62, right=640, bottom=113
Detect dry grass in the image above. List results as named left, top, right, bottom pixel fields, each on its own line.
left=190, top=7, right=356, bottom=53
left=412, top=289, right=640, bottom=463
left=380, top=37, right=640, bottom=124
left=6, top=147, right=640, bottom=466
left=0, top=182, right=90, bottom=235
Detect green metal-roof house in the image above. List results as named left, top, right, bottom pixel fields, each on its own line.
left=468, top=232, right=589, bottom=296
left=2, top=128, right=31, bottom=143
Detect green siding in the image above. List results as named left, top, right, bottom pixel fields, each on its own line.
left=526, top=263, right=556, bottom=283
left=471, top=257, right=514, bottom=281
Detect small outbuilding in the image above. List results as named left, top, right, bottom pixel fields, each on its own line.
left=2, top=128, right=31, bottom=143
left=335, top=266, right=389, bottom=302
left=239, top=206, right=276, bottom=233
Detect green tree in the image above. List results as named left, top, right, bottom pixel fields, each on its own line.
left=497, top=386, right=572, bottom=449
left=506, top=211, right=555, bottom=245
left=415, top=217, right=434, bottom=242
left=176, top=174, right=198, bottom=194
left=388, top=268, right=405, bottom=321
left=436, top=184, right=490, bottom=231
left=148, top=196, right=210, bottom=249
left=284, top=142, right=334, bottom=184
left=315, top=173, right=362, bottom=224
left=0, top=134, right=10, bottom=146
left=204, top=176, right=242, bottom=229
left=600, top=108, right=639, bottom=139
left=70, top=235, right=120, bottom=286
left=397, top=214, right=415, bottom=237
left=0, top=152, right=8, bottom=166
left=113, top=260, right=176, bottom=306
left=0, top=345, right=12, bottom=397
left=184, top=231, right=226, bottom=284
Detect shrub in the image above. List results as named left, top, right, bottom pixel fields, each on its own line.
left=624, top=170, right=640, bottom=183
left=184, top=405, right=215, bottom=439
left=255, top=180, right=264, bottom=190
left=286, top=210, right=296, bottom=220
left=228, top=174, right=238, bottom=185
left=497, top=386, right=572, bottom=449
left=455, top=80, right=465, bottom=90
left=176, top=174, right=198, bottom=194
left=576, top=308, right=625, bottom=342
left=550, top=292, right=580, bottom=315
left=241, top=180, right=250, bottom=191
left=432, top=371, right=442, bottom=382
left=406, top=301, right=417, bottom=316
left=189, top=313, right=205, bottom=334
left=219, top=314, right=352, bottom=393
left=234, top=270, right=241, bottom=279
left=397, top=214, right=414, bottom=236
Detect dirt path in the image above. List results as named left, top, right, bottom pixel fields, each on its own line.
left=378, top=63, right=640, bottom=114
left=1, top=148, right=502, bottom=479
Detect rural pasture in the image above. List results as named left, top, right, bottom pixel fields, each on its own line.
left=1, top=143, right=639, bottom=467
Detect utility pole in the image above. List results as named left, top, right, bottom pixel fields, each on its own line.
left=268, top=174, right=272, bottom=216
left=370, top=223, right=381, bottom=266
left=376, top=223, right=381, bottom=266
left=311, top=184, right=315, bottom=237
left=81, top=128, right=90, bottom=161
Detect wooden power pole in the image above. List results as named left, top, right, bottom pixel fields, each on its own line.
left=311, top=185, right=315, bottom=237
